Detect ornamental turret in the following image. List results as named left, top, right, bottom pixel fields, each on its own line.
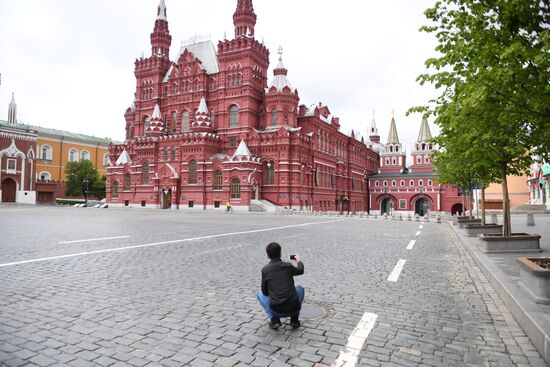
left=233, top=0, right=257, bottom=38
left=379, top=111, right=406, bottom=173
left=7, top=92, right=17, bottom=124
left=265, top=48, right=300, bottom=128
left=192, top=97, right=214, bottom=133
left=411, top=116, right=434, bottom=172
left=145, top=104, right=165, bottom=136
left=150, top=0, right=171, bottom=58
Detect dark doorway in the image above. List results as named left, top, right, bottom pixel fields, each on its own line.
left=381, top=198, right=394, bottom=215
left=415, top=198, right=430, bottom=217
left=162, top=189, right=172, bottom=209
left=451, top=203, right=463, bottom=215
left=1, top=179, right=16, bottom=203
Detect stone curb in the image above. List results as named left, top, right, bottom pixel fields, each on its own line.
left=447, top=221, right=550, bottom=365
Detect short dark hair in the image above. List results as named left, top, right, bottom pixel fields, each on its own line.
left=266, top=242, right=281, bottom=259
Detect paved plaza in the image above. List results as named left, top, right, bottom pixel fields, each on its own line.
left=0, top=205, right=547, bottom=367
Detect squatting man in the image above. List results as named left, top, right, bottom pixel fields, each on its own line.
left=257, top=242, right=304, bottom=329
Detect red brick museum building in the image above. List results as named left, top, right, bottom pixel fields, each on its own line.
left=106, top=0, right=462, bottom=215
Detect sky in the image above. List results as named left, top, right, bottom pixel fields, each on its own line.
left=0, top=0, right=440, bottom=151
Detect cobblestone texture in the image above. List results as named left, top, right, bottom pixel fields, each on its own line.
left=0, top=206, right=546, bottom=366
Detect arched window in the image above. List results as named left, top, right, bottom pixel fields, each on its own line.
left=271, top=109, right=277, bottom=126
left=182, top=111, right=190, bottom=132
left=331, top=173, right=336, bottom=188
left=163, top=148, right=169, bottom=161
left=210, top=110, right=215, bottom=125
left=213, top=170, right=222, bottom=190
left=144, top=116, right=151, bottom=132
left=419, top=180, right=424, bottom=186
left=400, top=180, right=405, bottom=187
left=124, top=173, right=131, bottom=191
left=375, top=180, right=379, bottom=187
left=410, top=180, right=414, bottom=186
left=39, top=172, right=51, bottom=181
left=264, top=162, right=274, bottom=185
left=188, top=160, right=197, bottom=184
left=315, top=168, right=321, bottom=187
left=171, top=112, right=177, bottom=133
left=428, top=180, right=433, bottom=186
left=112, top=181, right=119, bottom=198
left=171, top=147, right=176, bottom=161
left=142, top=161, right=149, bottom=184
left=41, top=145, right=52, bottom=160
left=383, top=180, right=388, bottom=187
left=81, top=151, right=90, bottom=161
left=69, top=149, right=78, bottom=162
left=229, top=106, right=239, bottom=128
left=103, top=154, right=110, bottom=166
left=392, top=180, right=397, bottom=187
left=231, top=178, right=241, bottom=199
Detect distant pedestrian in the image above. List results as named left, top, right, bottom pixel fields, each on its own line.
left=257, top=242, right=304, bottom=329
left=225, top=201, right=232, bottom=213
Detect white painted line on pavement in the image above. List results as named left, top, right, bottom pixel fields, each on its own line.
left=388, top=259, right=407, bottom=282
left=59, top=236, right=130, bottom=244
left=406, top=240, right=416, bottom=250
left=415, top=231, right=421, bottom=236
left=0, top=219, right=345, bottom=268
left=334, top=312, right=378, bottom=367
left=419, top=225, right=423, bottom=229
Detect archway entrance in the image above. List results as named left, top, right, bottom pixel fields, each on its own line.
left=415, top=198, right=430, bottom=217
left=161, top=189, right=172, bottom=209
left=451, top=203, right=463, bottom=215
left=1, top=179, right=16, bottom=203
left=381, top=198, right=394, bottom=215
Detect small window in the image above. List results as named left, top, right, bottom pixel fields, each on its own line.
left=392, top=180, right=396, bottom=187
left=229, top=106, right=239, bottom=128
left=124, top=200, right=129, bottom=207
left=141, top=200, right=146, bottom=207
left=188, top=201, right=194, bottom=208
left=264, top=162, right=274, bottom=185
left=81, top=151, right=90, bottom=161
left=182, top=111, right=190, bottom=132
left=383, top=180, right=388, bottom=187
left=7, top=159, right=16, bottom=173
left=410, top=180, right=414, bottom=186
left=188, top=160, right=197, bottom=184
left=41, top=145, right=52, bottom=160
left=171, top=147, right=176, bottom=161
left=230, top=139, right=237, bottom=148
left=39, top=172, right=51, bottom=181
left=400, top=180, right=405, bottom=187
left=399, top=199, right=407, bottom=209
left=163, top=148, right=169, bottom=161
left=271, top=110, right=277, bottom=126
left=428, top=180, right=433, bottom=186
left=144, top=116, right=151, bottom=131
left=124, top=173, right=131, bottom=191
left=69, top=149, right=78, bottom=162
left=231, top=178, right=241, bottom=199
left=142, top=161, right=149, bottom=184
left=213, top=170, right=222, bottom=190
left=103, top=154, right=110, bottom=166
left=419, top=180, right=424, bottom=186
left=375, top=181, right=379, bottom=187
left=214, top=201, right=221, bottom=208
left=112, top=181, right=119, bottom=198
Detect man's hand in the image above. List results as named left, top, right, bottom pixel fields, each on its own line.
left=294, top=254, right=302, bottom=263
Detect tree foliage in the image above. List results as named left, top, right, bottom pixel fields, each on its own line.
left=411, top=0, right=550, bottom=236
left=65, top=160, right=106, bottom=202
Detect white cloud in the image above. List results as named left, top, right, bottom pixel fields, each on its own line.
left=0, top=0, right=440, bottom=144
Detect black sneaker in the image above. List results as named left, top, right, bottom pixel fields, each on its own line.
left=290, top=316, right=301, bottom=329
left=269, top=317, right=282, bottom=329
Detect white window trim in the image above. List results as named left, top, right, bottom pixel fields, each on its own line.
left=68, top=149, right=79, bottom=162
left=103, top=153, right=110, bottom=166
left=419, top=180, right=424, bottom=186
left=7, top=158, right=17, bottom=174
left=39, top=171, right=51, bottom=181
left=80, top=150, right=90, bottom=161
left=41, top=144, right=53, bottom=160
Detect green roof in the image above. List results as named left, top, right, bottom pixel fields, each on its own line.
left=0, top=120, right=112, bottom=146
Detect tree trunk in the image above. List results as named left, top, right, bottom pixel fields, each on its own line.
left=501, top=165, right=511, bottom=237
left=461, top=190, right=466, bottom=217
left=481, top=187, right=486, bottom=225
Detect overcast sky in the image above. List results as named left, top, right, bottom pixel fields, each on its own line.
left=0, top=0, right=439, bottom=150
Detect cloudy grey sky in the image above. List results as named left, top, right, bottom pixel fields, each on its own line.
left=0, top=0, right=439, bottom=149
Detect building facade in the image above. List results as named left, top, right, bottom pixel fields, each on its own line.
left=368, top=116, right=463, bottom=216
left=1, top=94, right=111, bottom=203
left=106, top=0, right=379, bottom=211
left=528, top=159, right=550, bottom=209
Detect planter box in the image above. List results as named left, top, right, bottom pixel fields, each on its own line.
left=457, top=219, right=482, bottom=228
left=516, top=257, right=550, bottom=304
left=464, top=224, right=503, bottom=237
left=479, top=233, right=542, bottom=253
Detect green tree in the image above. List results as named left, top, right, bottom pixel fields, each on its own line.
left=412, top=0, right=550, bottom=236
left=65, top=160, right=105, bottom=204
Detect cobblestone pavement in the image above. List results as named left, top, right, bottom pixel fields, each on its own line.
left=0, top=206, right=546, bottom=367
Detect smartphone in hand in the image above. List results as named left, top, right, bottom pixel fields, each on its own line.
left=289, top=255, right=296, bottom=260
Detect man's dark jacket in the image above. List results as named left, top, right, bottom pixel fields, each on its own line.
left=261, top=257, right=304, bottom=313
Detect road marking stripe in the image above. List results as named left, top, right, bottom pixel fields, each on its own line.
left=415, top=231, right=421, bottom=236
left=0, top=219, right=345, bottom=268
left=59, top=236, right=130, bottom=244
left=419, top=225, right=423, bottom=229
left=388, top=259, right=406, bottom=282
left=406, top=240, right=416, bottom=250
left=334, top=312, right=378, bottom=367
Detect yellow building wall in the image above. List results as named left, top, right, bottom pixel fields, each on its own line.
left=485, top=174, right=530, bottom=207
left=35, top=137, right=109, bottom=181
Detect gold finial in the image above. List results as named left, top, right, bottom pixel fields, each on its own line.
left=278, top=45, right=283, bottom=56
left=391, top=109, right=396, bottom=119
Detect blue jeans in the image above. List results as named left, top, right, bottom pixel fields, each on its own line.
left=257, top=286, right=305, bottom=319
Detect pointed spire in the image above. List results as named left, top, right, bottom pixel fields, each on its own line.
left=146, top=104, right=165, bottom=135
left=387, top=114, right=400, bottom=145
left=268, top=48, right=295, bottom=94
left=232, top=139, right=252, bottom=159
left=152, top=104, right=162, bottom=120
left=193, top=97, right=213, bottom=131
left=197, top=97, right=209, bottom=114
left=233, top=0, right=257, bottom=38
left=115, top=149, right=133, bottom=166
left=369, top=110, right=378, bottom=136
left=8, top=92, right=17, bottom=124
left=157, top=0, right=167, bottom=20
left=417, top=116, right=432, bottom=142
